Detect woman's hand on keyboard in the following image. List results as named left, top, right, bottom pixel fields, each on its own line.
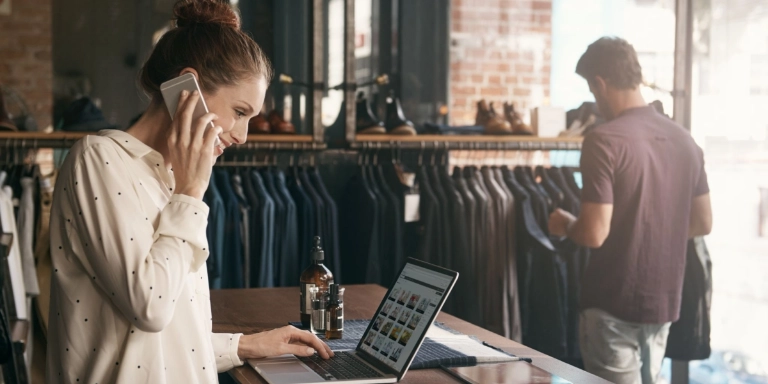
left=237, top=326, right=335, bottom=360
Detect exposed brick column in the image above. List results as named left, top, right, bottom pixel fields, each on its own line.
left=450, top=0, right=552, bottom=126
left=0, top=0, right=53, bottom=130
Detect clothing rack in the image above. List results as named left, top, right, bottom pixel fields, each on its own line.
left=215, top=148, right=324, bottom=167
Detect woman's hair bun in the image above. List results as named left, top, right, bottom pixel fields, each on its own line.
left=174, top=0, right=240, bottom=29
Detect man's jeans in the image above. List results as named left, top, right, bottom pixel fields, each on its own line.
left=580, top=309, right=671, bottom=384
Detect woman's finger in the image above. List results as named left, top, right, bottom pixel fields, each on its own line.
left=203, top=126, right=223, bottom=149
left=178, top=90, right=200, bottom=146
left=170, top=90, right=190, bottom=143
left=193, top=112, right=218, bottom=146
left=288, top=329, right=333, bottom=359
left=281, top=343, right=317, bottom=357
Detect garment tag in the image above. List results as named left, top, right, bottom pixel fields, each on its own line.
left=404, top=193, right=420, bottom=223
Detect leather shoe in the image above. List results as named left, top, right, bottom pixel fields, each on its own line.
left=248, top=113, right=270, bottom=134
left=476, top=100, right=511, bottom=134
left=356, top=92, right=386, bottom=134
left=503, top=102, right=533, bottom=135
left=385, top=91, right=416, bottom=135
left=267, top=110, right=296, bottom=134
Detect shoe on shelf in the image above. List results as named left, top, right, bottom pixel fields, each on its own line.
left=476, top=100, right=511, bottom=135
left=248, top=113, right=270, bottom=134
left=356, top=92, right=386, bottom=134
left=384, top=91, right=416, bottom=136
left=267, top=110, right=296, bottom=134
left=503, top=102, right=533, bottom=135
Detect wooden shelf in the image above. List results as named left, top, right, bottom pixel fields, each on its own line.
left=352, top=134, right=582, bottom=150
left=0, top=132, right=579, bottom=150
left=0, top=132, right=319, bottom=149
left=0, top=132, right=313, bottom=141
left=246, top=134, right=313, bottom=142
left=354, top=134, right=583, bottom=143
left=0, top=131, right=89, bottom=140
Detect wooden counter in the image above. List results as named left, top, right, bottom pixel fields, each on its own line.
left=211, top=285, right=610, bottom=384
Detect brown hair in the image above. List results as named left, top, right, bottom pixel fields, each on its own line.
left=575, top=37, right=643, bottom=90
left=139, top=0, right=273, bottom=100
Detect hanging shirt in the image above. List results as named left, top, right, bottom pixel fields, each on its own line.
left=0, top=173, right=28, bottom=320
left=47, top=130, right=243, bottom=384
left=18, top=176, right=40, bottom=296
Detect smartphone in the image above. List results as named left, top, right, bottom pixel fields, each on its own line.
left=160, top=73, right=222, bottom=148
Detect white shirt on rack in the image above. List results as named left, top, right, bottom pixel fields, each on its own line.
left=47, top=130, right=243, bottom=384
left=18, top=176, right=40, bottom=297
left=0, top=172, right=28, bottom=320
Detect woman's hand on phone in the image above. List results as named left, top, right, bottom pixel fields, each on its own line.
left=167, top=89, right=222, bottom=200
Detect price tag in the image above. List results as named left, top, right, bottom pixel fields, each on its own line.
left=404, top=193, right=420, bottom=223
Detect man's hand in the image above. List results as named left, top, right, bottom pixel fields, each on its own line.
left=238, top=326, right=334, bottom=360
left=549, top=208, right=577, bottom=237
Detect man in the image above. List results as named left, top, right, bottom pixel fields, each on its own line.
left=548, top=37, right=712, bottom=384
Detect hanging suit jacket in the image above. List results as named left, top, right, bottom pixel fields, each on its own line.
left=287, top=169, right=315, bottom=272
left=249, top=171, right=275, bottom=288
left=339, top=168, right=379, bottom=284
left=276, top=170, right=300, bottom=286
left=213, top=169, right=244, bottom=289
left=665, top=236, right=712, bottom=361
left=310, top=168, right=342, bottom=283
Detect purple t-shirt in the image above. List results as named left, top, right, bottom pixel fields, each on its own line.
left=579, top=106, right=709, bottom=324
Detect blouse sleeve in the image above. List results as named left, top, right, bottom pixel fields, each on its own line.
left=64, top=142, right=210, bottom=333
left=211, top=332, right=244, bottom=372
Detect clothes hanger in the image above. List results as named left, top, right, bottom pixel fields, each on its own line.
left=8, top=140, right=24, bottom=195
left=292, top=143, right=302, bottom=184
left=22, top=139, right=37, bottom=177
left=358, top=142, right=371, bottom=191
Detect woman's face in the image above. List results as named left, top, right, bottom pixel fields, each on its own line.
left=202, top=75, right=268, bottom=152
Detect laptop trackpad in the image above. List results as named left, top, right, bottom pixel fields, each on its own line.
left=260, top=362, right=314, bottom=375
left=258, top=362, right=322, bottom=382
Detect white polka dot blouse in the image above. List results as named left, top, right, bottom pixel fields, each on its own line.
left=47, top=130, right=243, bottom=383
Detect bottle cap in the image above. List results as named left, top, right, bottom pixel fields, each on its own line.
left=329, top=284, right=339, bottom=300
left=311, top=236, right=324, bottom=261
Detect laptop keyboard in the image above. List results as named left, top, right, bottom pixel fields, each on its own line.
left=298, top=351, right=385, bottom=381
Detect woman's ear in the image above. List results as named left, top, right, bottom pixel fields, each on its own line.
left=179, top=67, right=200, bottom=81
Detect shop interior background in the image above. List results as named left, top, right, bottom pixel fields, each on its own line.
left=1, top=0, right=767, bottom=382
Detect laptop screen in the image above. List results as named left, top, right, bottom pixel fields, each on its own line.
left=357, top=261, right=457, bottom=374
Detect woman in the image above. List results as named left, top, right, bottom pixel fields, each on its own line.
left=46, top=1, right=332, bottom=382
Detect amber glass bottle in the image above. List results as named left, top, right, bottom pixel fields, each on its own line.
left=299, top=236, right=334, bottom=328
left=325, top=284, right=343, bottom=340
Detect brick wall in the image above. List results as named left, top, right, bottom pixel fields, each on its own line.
left=449, top=0, right=552, bottom=126
left=0, top=0, right=53, bottom=130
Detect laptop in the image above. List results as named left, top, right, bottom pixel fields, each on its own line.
left=249, top=258, right=459, bottom=384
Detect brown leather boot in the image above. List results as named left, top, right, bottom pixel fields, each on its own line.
left=384, top=91, right=416, bottom=135
left=248, top=113, right=270, bottom=134
left=356, top=92, right=386, bottom=134
left=475, top=100, right=491, bottom=126
left=267, top=110, right=296, bottom=134
left=478, top=100, right=511, bottom=134
left=503, top=102, right=533, bottom=135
